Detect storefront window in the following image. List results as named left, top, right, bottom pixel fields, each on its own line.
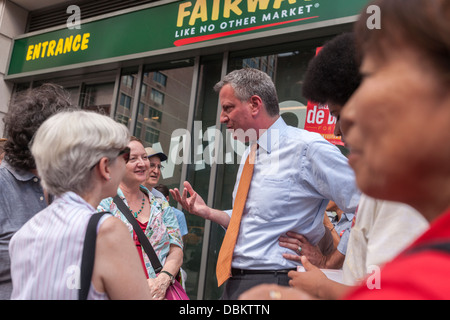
left=80, top=82, right=115, bottom=115
left=187, top=55, right=223, bottom=300
left=134, top=63, right=194, bottom=191
left=114, top=67, right=139, bottom=128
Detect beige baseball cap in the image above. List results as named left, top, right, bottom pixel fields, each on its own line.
left=145, top=147, right=167, bottom=161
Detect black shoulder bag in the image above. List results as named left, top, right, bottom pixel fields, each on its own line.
left=79, top=211, right=109, bottom=300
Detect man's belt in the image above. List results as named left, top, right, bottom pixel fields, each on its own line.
left=231, top=268, right=296, bottom=276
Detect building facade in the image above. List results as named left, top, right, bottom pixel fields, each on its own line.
left=2, top=0, right=368, bottom=299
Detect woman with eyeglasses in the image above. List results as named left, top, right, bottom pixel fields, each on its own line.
left=9, top=110, right=154, bottom=300
left=98, top=137, right=183, bottom=300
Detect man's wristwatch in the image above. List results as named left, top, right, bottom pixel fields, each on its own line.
left=161, top=270, right=175, bottom=284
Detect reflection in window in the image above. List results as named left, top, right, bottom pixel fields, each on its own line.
left=242, top=56, right=277, bottom=79
left=139, top=102, right=145, bottom=115
left=153, top=71, right=167, bottom=87
left=80, top=82, right=114, bottom=115
left=141, top=84, right=147, bottom=98
left=115, top=68, right=138, bottom=129
left=119, top=93, right=132, bottom=109
left=65, top=86, right=80, bottom=107
left=150, top=88, right=165, bottom=105
left=116, top=114, right=129, bottom=126
left=134, top=64, right=194, bottom=189
left=122, top=75, right=134, bottom=88
left=148, top=107, right=162, bottom=123
left=135, top=121, right=142, bottom=138
left=145, top=127, right=159, bottom=144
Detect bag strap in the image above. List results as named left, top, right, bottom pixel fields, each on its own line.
left=113, top=195, right=163, bottom=273
left=79, top=212, right=109, bottom=300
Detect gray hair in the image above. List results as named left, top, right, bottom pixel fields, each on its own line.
left=31, top=110, right=130, bottom=196
left=214, top=68, right=280, bottom=117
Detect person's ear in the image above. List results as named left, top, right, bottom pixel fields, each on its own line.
left=249, top=95, right=263, bottom=116
left=97, top=157, right=111, bottom=181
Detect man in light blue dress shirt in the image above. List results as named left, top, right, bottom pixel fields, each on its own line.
left=170, top=68, right=360, bottom=299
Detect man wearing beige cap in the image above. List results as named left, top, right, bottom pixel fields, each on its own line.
left=145, top=144, right=188, bottom=226
left=145, top=147, right=189, bottom=288
left=144, top=147, right=168, bottom=198
left=144, top=147, right=188, bottom=235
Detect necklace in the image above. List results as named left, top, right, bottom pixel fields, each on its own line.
left=129, top=194, right=145, bottom=218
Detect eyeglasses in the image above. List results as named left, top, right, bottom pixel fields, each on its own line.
left=149, top=163, right=164, bottom=170
left=90, top=147, right=130, bottom=170
left=118, top=147, right=130, bottom=163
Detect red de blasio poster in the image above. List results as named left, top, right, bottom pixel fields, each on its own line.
left=303, top=47, right=344, bottom=146
left=304, top=101, right=344, bottom=146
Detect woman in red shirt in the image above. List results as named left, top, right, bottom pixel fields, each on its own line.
left=340, top=0, right=450, bottom=299
left=239, top=0, right=450, bottom=300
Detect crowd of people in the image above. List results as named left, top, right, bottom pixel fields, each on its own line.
left=0, top=0, right=449, bottom=300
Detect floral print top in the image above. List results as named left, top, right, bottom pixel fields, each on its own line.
left=98, top=185, right=182, bottom=278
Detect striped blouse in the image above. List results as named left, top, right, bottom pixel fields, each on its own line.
left=9, top=192, right=110, bottom=300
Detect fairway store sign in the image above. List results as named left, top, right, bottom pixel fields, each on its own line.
left=7, top=0, right=368, bottom=77
left=174, top=0, right=321, bottom=46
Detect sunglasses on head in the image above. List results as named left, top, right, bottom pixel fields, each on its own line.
left=118, top=146, right=130, bottom=163
left=90, top=147, right=131, bottom=170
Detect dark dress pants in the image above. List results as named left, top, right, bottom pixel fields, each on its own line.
left=221, top=271, right=291, bottom=300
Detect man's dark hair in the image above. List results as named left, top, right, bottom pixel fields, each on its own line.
left=154, top=184, right=170, bottom=198
left=302, top=33, right=362, bottom=106
left=3, top=83, right=73, bottom=171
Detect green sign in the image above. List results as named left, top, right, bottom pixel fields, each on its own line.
left=8, top=0, right=368, bottom=76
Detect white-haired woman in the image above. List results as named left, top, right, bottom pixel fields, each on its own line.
left=9, top=110, right=153, bottom=300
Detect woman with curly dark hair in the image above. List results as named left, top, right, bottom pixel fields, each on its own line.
left=0, top=83, right=73, bottom=299
left=0, top=138, right=6, bottom=163
left=2, top=84, right=73, bottom=171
